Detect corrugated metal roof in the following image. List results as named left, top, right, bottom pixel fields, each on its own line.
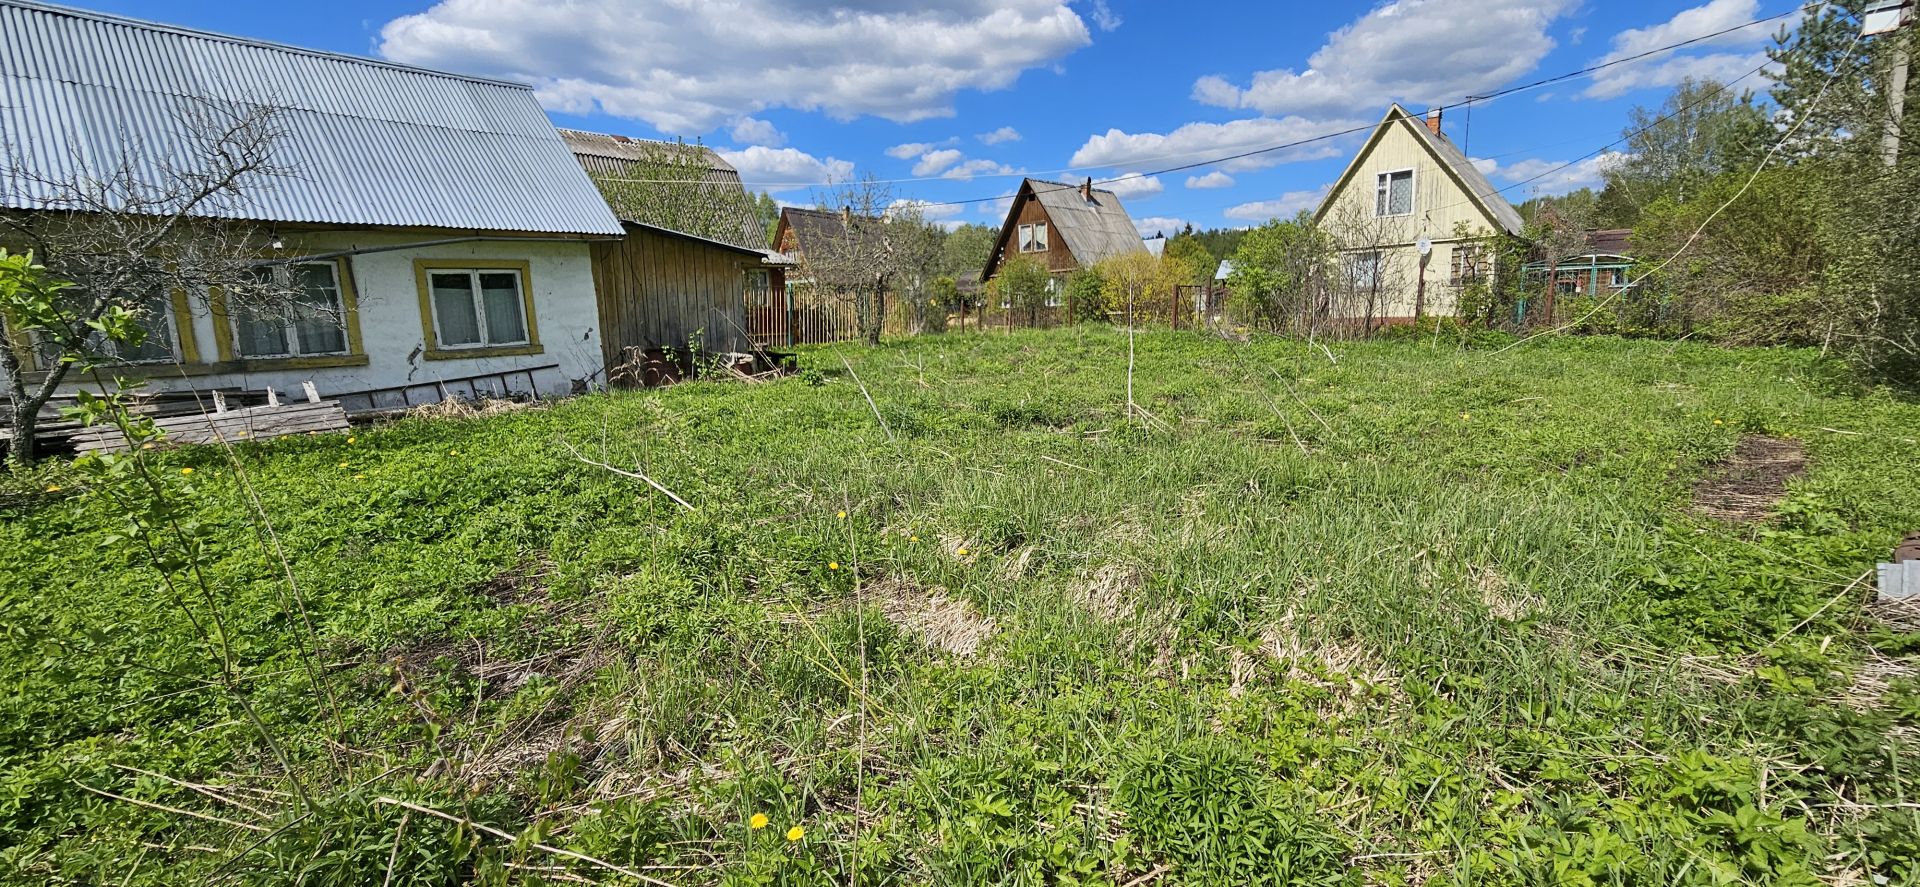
left=561, top=129, right=770, bottom=253
left=0, top=0, right=622, bottom=235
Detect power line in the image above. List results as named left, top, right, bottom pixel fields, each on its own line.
left=590, top=4, right=1815, bottom=202
left=913, top=3, right=1811, bottom=209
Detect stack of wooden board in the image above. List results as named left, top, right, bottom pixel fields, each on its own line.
left=68, top=397, right=348, bottom=453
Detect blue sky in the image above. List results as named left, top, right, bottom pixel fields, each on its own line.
left=91, top=0, right=1800, bottom=235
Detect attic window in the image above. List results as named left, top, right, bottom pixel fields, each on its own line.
left=1375, top=169, right=1413, bottom=217
left=1019, top=222, right=1049, bottom=253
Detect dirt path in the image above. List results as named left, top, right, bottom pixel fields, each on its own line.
left=1692, top=435, right=1807, bottom=522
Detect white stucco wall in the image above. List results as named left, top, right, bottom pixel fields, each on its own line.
left=10, top=231, right=607, bottom=408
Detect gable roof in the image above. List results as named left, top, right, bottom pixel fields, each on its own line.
left=561, top=129, right=770, bottom=252
left=985, top=178, right=1147, bottom=277
left=0, top=0, right=622, bottom=235
left=1313, top=104, right=1524, bottom=237
left=777, top=207, right=886, bottom=258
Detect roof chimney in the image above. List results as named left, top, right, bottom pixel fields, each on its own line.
left=1426, top=107, right=1443, bottom=136
left=1081, top=177, right=1094, bottom=201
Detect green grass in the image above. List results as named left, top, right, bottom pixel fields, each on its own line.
left=3, top=326, right=1918, bottom=885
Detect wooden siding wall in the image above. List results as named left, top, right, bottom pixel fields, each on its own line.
left=591, top=226, right=755, bottom=368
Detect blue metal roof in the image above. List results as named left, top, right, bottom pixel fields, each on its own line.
left=0, top=0, right=623, bottom=235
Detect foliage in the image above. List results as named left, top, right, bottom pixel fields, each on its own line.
left=1063, top=267, right=1107, bottom=324
left=1597, top=77, right=1773, bottom=228
left=1096, top=252, right=1185, bottom=327
left=1163, top=235, right=1217, bottom=289
left=940, top=223, right=998, bottom=281
left=587, top=140, right=765, bottom=246
left=989, top=254, right=1051, bottom=324
left=1225, top=212, right=1336, bottom=334
left=2, top=328, right=1917, bottom=885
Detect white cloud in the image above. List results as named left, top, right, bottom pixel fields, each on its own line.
left=716, top=146, right=854, bottom=192
left=1185, top=171, right=1235, bottom=189
left=1086, top=0, right=1122, bottom=32
left=378, top=0, right=1093, bottom=134
left=888, top=197, right=964, bottom=221
left=913, top=149, right=966, bottom=176
left=1223, top=187, right=1328, bottom=222
left=1193, top=0, right=1579, bottom=118
left=977, top=126, right=1022, bottom=145
left=729, top=117, right=785, bottom=147
left=1477, top=152, right=1628, bottom=195
left=942, top=158, right=1018, bottom=180
left=1069, top=116, right=1358, bottom=174
left=887, top=142, right=938, bottom=160
left=1133, top=216, right=1187, bottom=238
left=1102, top=175, right=1164, bottom=199
left=1584, top=0, right=1774, bottom=99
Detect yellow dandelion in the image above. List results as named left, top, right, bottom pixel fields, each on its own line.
left=786, top=826, right=805, bottom=842
left=338, top=461, right=350, bottom=468
left=1712, top=419, right=1724, bottom=426
left=956, top=547, right=970, bottom=557
left=347, top=436, right=357, bottom=444
left=179, top=467, right=194, bottom=475
left=1461, top=412, right=1471, bottom=421
left=44, top=485, right=60, bottom=493
left=449, top=449, right=460, bottom=456
left=910, top=535, right=920, bottom=542
left=750, top=813, right=769, bottom=830
left=836, top=510, right=847, bottom=519
left=828, top=562, right=840, bottom=571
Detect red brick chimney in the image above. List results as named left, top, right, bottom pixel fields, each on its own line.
left=1081, top=178, right=1094, bottom=201
left=1426, top=107, right=1443, bottom=136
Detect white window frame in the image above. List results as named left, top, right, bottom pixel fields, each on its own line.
left=1018, top=222, right=1049, bottom=253
left=1375, top=168, right=1415, bottom=218
left=1044, top=275, right=1063, bottom=308
left=232, top=261, right=350, bottom=359
left=427, top=268, right=531, bottom=350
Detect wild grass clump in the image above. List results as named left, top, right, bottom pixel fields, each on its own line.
left=2, top=325, right=1918, bottom=884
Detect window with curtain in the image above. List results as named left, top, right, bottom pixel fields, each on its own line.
left=1018, top=222, right=1049, bottom=253
left=429, top=269, right=529, bottom=348
left=1375, top=170, right=1413, bottom=216
left=39, top=289, right=178, bottom=366
left=233, top=261, right=349, bottom=358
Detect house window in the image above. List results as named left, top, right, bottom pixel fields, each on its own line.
left=1450, top=245, right=1486, bottom=287
left=1557, top=278, right=1579, bottom=296
left=39, top=289, right=178, bottom=366
left=1019, top=222, right=1049, bottom=253
left=1346, top=252, right=1383, bottom=290
left=426, top=268, right=530, bottom=349
left=233, top=262, right=349, bottom=358
left=1044, top=276, right=1063, bottom=308
left=1375, top=170, right=1413, bottom=217
left=1609, top=268, right=1628, bottom=288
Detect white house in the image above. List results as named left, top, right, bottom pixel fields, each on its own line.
left=1312, top=105, right=1525, bottom=321
left=0, top=0, right=624, bottom=410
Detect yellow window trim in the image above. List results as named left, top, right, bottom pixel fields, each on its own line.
left=209, top=256, right=365, bottom=364
left=413, top=258, right=544, bottom=361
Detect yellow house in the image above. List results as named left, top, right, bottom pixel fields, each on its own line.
left=1313, top=105, right=1525, bottom=322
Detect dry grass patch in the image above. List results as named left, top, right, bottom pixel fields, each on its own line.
left=871, top=578, right=995, bottom=657
left=1473, top=566, right=1540, bottom=622
left=1075, top=563, right=1143, bottom=623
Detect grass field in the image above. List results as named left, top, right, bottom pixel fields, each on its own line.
left=3, top=326, right=1919, bottom=885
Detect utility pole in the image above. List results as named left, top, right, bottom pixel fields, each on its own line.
left=1865, top=0, right=1914, bottom=166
